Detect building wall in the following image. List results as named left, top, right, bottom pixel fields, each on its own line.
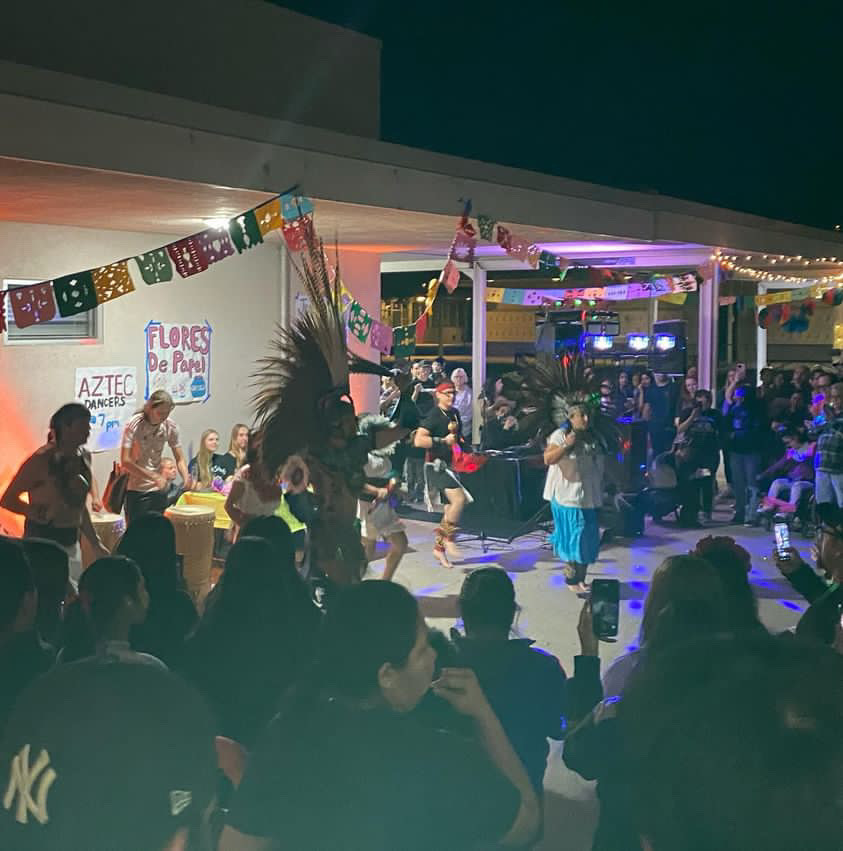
left=0, top=221, right=285, bottom=527
left=0, top=1, right=380, bottom=139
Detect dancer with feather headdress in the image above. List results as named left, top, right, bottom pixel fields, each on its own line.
left=518, top=354, right=619, bottom=593
left=251, top=225, right=402, bottom=589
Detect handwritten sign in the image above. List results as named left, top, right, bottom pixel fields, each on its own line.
left=144, top=321, right=212, bottom=404
left=75, top=366, right=137, bottom=452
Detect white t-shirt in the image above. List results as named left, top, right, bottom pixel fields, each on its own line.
left=122, top=414, right=181, bottom=493
left=542, top=428, right=605, bottom=509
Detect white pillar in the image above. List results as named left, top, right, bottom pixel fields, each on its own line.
left=278, top=244, right=291, bottom=330
left=471, top=264, right=487, bottom=446
left=697, top=260, right=720, bottom=395
left=756, top=283, right=767, bottom=382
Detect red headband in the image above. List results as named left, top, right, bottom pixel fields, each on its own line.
left=436, top=381, right=456, bottom=393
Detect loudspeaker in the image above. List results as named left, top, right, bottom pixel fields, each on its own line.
left=607, top=420, right=648, bottom=492
left=648, top=319, right=687, bottom=375
left=536, top=320, right=582, bottom=354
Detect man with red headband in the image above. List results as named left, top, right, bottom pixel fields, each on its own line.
left=414, top=380, right=472, bottom=567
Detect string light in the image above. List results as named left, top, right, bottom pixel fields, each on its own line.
left=712, top=249, right=843, bottom=287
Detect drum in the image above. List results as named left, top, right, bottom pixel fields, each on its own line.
left=165, top=505, right=215, bottom=606
left=82, top=512, right=125, bottom=569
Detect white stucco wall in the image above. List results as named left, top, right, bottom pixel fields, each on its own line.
left=0, top=220, right=284, bottom=507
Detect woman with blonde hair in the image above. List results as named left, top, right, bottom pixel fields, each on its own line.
left=188, top=429, right=235, bottom=491
left=226, top=423, right=249, bottom=471
left=121, top=390, right=191, bottom=524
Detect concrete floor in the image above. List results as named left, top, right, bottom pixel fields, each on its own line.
left=365, top=501, right=814, bottom=851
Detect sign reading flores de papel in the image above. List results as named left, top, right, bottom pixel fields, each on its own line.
left=144, top=321, right=212, bottom=404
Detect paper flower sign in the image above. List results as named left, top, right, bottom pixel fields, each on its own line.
left=369, top=320, right=393, bottom=354
left=393, top=324, right=416, bottom=357
left=9, top=282, right=57, bottom=328
left=54, top=271, right=97, bottom=317
left=227, top=211, right=264, bottom=253
left=347, top=301, right=373, bottom=343
left=195, top=229, right=235, bottom=266
left=135, top=249, right=173, bottom=285
left=496, top=225, right=513, bottom=252
left=167, top=238, right=208, bottom=278
left=255, top=198, right=283, bottom=236
left=92, top=261, right=135, bottom=304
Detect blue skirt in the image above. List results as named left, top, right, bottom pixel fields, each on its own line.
left=549, top=502, right=600, bottom=565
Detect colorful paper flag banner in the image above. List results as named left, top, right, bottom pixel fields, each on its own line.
left=485, top=275, right=699, bottom=305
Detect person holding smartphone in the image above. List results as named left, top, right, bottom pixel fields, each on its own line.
left=543, top=405, right=606, bottom=593
left=676, top=389, right=723, bottom=523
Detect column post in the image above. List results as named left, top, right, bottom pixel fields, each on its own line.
left=697, top=260, right=720, bottom=395
left=471, top=264, right=487, bottom=446
left=756, top=283, right=768, bottom=382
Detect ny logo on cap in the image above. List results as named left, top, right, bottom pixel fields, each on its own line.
left=3, top=744, right=57, bottom=825
left=170, top=790, right=192, bottom=817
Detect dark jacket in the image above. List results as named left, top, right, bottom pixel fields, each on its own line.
left=0, top=631, right=54, bottom=729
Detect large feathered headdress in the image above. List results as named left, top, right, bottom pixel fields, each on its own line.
left=516, top=353, right=619, bottom=452
left=251, top=225, right=389, bottom=478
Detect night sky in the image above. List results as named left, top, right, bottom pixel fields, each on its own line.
left=272, top=1, right=842, bottom=231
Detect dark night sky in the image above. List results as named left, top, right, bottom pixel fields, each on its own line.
left=272, top=1, right=842, bottom=230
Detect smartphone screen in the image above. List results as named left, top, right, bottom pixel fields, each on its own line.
left=591, top=579, right=620, bottom=639
left=774, top=522, right=791, bottom=560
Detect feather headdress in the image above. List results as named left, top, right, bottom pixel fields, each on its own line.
left=516, top=353, right=619, bottom=452
left=251, top=226, right=389, bottom=478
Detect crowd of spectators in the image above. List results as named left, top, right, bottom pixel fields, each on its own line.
left=1, top=495, right=841, bottom=848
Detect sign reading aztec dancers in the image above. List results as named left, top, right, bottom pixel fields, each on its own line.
left=75, top=366, right=137, bottom=452
left=144, top=321, right=212, bottom=404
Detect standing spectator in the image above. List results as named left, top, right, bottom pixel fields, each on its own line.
left=791, top=364, right=812, bottom=403
left=620, top=637, right=843, bottom=851
left=676, top=373, right=698, bottom=416
left=775, top=391, right=811, bottom=431
left=120, top=390, right=192, bottom=524
left=724, top=385, right=763, bottom=524
left=815, top=382, right=843, bottom=507
left=116, top=513, right=198, bottom=667
left=61, top=555, right=164, bottom=668
left=0, top=661, right=218, bottom=851
left=179, top=536, right=319, bottom=748
left=412, top=361, right=436, bottom=418
left=643, top=373, right=679, bottom=456
left=451, top=367, right=473, bottom=439
left=20, top=537, right=69, bottom=649
left=675, top=389, right=722, bottom=522
left=0, top=538, right=54, bottom=729
left=617, top=371, right=635, bottom=413
left=219, top=580, right=540, bottom=850
left=431, top=355, right=447, bottom=381
left=599, top=379, right=623, bottom=420
left=388, top=371, right=422, bottom=502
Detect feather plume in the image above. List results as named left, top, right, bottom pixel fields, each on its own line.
left=251, top=223, right=388, bottom=477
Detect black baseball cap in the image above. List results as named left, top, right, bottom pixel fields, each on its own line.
left=0, top=660, right=218, bottom=851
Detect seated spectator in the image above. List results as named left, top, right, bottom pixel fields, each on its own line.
left=691, top=535, right=767, bottom=635
left=60, top=555, right=163, bottom=668
left=158, top=457, right=184, bottom=507
left=116, top=513, right=197, bottom=666
left=756, top=426, right=815, bottom=519
left=601, top=554, right=726, bottom=699
left=188, top=428, right=235, bottom=491
left=20, top=537, right=69, bottom=648
left=0, top=660, right=217, bottom=851
left=219, top=581, right=540, bottom=850
left=179, top=536, right=320, bottom=749
left=449, top=568, right=570, bottom=791
left=620, top=636, right=843, bottom=851
left=0, top=538, right=54, bottom=728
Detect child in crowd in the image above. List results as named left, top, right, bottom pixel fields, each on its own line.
left=158, top=457, right=184, bottom=507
